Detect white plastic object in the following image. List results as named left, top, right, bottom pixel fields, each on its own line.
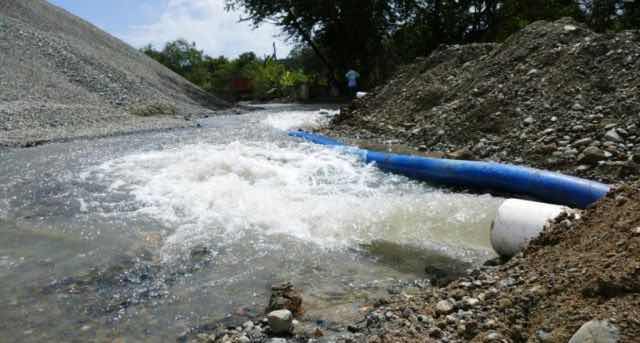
left=490, top=199, right=567, bottom=257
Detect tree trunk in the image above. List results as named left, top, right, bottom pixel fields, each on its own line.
left=288, top=12, right=340, bottom=90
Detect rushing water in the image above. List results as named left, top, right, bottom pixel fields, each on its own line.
left=0, top=104, right=502, bottom=342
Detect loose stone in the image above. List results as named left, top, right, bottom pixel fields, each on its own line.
left=569, top=320, right=619, bottom=343
left=435, top=300, right=455, bottom=315
left=267, top=310, right=293, bottom=335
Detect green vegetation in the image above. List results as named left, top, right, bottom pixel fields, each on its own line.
left=142, top=40, right=310, bottom=101
left=226, top=0, right=640, bottom=90
left=143, top=1, right=640, bottom=100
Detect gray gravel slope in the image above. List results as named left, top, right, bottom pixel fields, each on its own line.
left=0, top=0, right=231, bottom=147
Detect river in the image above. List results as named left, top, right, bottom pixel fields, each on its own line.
left=0, top=104, right=502, bottom=342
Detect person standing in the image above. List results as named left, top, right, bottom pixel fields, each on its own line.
left=345, top=69, right=360, bottom=98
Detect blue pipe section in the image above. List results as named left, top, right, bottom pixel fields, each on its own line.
left=288, top=130, right=344, bottom=146
left=288, top=130, right=609, bottom=209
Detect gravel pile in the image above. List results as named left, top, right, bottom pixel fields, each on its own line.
left=328, top=18, right=640, bottom=183
left=0, top=0, right=230, bottom=147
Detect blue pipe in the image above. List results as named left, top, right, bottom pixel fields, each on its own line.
left=288, top=130, right=344, bottom=146
left=288, top=131, right=609, bottom=209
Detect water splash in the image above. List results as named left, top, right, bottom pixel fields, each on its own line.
left=84, top=140, right=500, bottom=262
left=263, top=109, right=338, bottom=131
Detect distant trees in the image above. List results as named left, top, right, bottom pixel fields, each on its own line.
left=580, top=0, right=640, bottom=32
left=144, top=1, right=639, bottom=98
left=142, top=41, right=308, bottom=101
left=225, top=0, right=401, bottom=88
left=622, top=1, right=640, bottom=29
left=225, top=0, right=640, bottom=91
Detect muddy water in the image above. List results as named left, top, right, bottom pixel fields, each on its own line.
left=0, top=104, right=502, bottom=342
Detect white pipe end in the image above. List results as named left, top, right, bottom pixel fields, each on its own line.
left=491, top=199, right=568, bottom=258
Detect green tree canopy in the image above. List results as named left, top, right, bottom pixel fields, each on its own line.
left=142, top=40, right=310, bottom=101
left=226, top=0, right=638, bottom=90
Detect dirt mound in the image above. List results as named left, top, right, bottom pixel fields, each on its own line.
left=345, top=181, right=640, bottom=342
left=0, top=0, right=230, bottom=147
left=329, top=18, right=640, bottom=183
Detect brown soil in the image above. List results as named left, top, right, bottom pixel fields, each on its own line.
left=352, top=182, right=640, bottom=342
left=515, top=182, right=640, bottom=341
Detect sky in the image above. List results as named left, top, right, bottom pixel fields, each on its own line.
left=47, top=0, right=292, bottom=58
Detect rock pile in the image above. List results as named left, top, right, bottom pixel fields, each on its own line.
left=328, top=18, right=640, bottom=183
left=0, top=0, right=229, bottom=147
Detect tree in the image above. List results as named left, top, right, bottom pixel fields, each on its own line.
left=142, top=39, right=311, bottom=101
left=149, top=0, right=638, bottom=98
left=161, top=39, right=205, bottom=74
left=225, top=0, right=403, bottom=88
left=142, top=39, right=206, bottom=78
left=621, top=0, right=640, bottom=29
left=491, top=0, right=582, bottom=39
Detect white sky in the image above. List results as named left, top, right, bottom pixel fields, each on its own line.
left=51, top=0, right=293, bottom=58
left=126, top=0, right=292, bottom=58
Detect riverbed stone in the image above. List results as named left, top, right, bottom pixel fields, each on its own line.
left=266, top=339, right=287, bottom=343
left=568, top=320, right=619, bottom=343
left=536, top=329, right=554, bottom=342
left=267, top=282, right=303, bottom=315
left=463, top=297, right=480, bottom=307
left=573, top=137, right=593, bottom=147
left=572, top=103, right=585, bottom=111
left=605, top=129, right=623, bottom=143
left=435, top=300, right=455, bottom=315
left=417, top=315, right=434, bottom=325
left=267, top=310, right=293, bottom=335
left=242, top=321, right=254, bottom=330
left=579, top=147, right=607, bottom=164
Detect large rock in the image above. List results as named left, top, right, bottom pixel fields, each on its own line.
left=569, top=320, right=619, bottom=343
left=604, top=129, right=623, bottom=143
left=578, top=147, right=608, bottom=164
left=267, top=282, right=303, bottom=316
left=267, top=310, right=293, bottom=335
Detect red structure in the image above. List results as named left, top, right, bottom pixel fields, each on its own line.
left=230, top=77, right=253, bottom=93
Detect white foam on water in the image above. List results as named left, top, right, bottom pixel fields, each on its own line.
left=84, top=140, right=500, bottom=261
left=0, top=201, right=7, bottom=219
left=263, top=109, right=338, bottom=131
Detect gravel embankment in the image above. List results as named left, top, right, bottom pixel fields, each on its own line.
left=0, top=0, right=230, bottom=147
left=326, top=18, right=639, bottom=184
